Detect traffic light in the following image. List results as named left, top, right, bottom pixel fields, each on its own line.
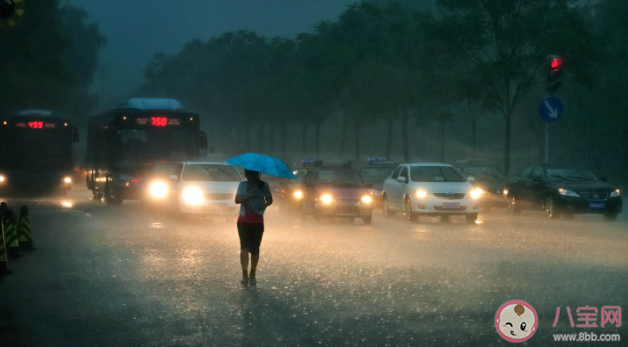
left=547, top=55, right=563, bottom=93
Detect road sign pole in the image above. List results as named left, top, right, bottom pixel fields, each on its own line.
left=544, top=91, right=549, bottom=164
left=544, top=122, right=549, bottom=163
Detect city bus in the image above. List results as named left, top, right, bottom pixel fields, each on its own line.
left=85, top=98, right=208, bottom=204
left=0, top=109, right=79, bottom=194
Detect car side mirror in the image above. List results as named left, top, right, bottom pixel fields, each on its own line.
left=169, top=175, right=178, bottom=182
left=366, top=183, right=373, bottom=189
left=397, top=176, right=407, bottom=184
left=199, top=131, right=208, bottom=150
left=600, top=176, right=608, bottom=182
left=72, top=127, right=80, bottom=143
left=467, top=176, right=475, bottom=182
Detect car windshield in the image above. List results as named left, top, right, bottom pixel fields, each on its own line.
left=545, top=168, right=598, bottom=181
left=460, top=166, right=506, bottom=180
left=360, top=166, right=396, bottom=182
left=182, top=164, right=241, bottom=181
left=411, top=166, right=467, bottom=183
left=292, top=168, right=308, bottom=182
left=153, top=164, right=177, bottom=178
left=316, top=169, right=364, bottom=187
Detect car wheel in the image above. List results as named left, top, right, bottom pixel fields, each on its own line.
left=362, top=215, right=372, bottom=224
left=404, top=196, right=417, bottom=221
left=105, top=183, right=122, bottom=205
left=383, top=197, right=395, bottom=218
left=465, top=213, right=478, bottom=223
left=507, top=195, right=521, bottom=215
left=545, top=195, right=559, bottom=219
left=604, top=212, right=618, bottom=222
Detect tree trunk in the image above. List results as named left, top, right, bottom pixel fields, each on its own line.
left=471, top=115, right=477, bottom=158
left=236, top=125, right=241, bottom=151
left=258, top=123, right=263, bottom=151
left=270, top=123, right=275, bottom=152
left=302, top=122, right=307, bottom=155
left=385, top=118, right=394, bottom=159
left=315, top=123, right=321, bottom=158
left=504, top=113, right=512, bottom=176
left=244, top=125, right=250, bottom=151
left=402, top=112, right=410, bottom=162
left=440, top=120, right=445, bottom=162
left=280, top=121, right=286, bottom=155
left=339, top=110, right=347, bottom=158
left=354, top=121, right=361, bottom=159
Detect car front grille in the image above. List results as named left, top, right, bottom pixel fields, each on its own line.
left=337, top=198, right=359, bottom=205
left=434, top=206, right=468, bottom=211
left=205, top=193, right=235, bottom=201
left=580, top=192, right=608, bottom=201
left=433, top=193, right=465, bottom=200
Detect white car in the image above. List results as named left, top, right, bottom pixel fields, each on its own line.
left=382, top=163, right=482, bottom=222
left=166, top=161, right=243, bottom=217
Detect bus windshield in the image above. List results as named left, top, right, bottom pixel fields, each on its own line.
left=115, top=129, right=197, bottom=164
left=0, top=130, right=70, bottom=170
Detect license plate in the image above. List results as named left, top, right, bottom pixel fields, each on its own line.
left=442, top=202, right=460, bottom=209
left=588, top=202, right=606, bottom=210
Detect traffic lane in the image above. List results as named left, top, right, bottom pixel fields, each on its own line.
left=1, top=195, right=627, bottom=347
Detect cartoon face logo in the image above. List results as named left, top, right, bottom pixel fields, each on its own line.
left=495, top=300, right=538, bottom=343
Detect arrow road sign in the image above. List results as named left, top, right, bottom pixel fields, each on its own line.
left=539, top=96, right=564, bottom=123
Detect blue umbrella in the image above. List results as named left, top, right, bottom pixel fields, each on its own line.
left=227, top=153, right=297, bottom=179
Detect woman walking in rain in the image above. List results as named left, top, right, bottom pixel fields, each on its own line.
left=235, top=169, right=272, bottom=286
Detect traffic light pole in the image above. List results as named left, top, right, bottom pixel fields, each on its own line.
left=545, top=55, right=563, bottom=164
left=544, top=119, right=549, bottom=164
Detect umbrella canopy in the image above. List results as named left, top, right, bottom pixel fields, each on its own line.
left=227, top=153, right=297, bottom=179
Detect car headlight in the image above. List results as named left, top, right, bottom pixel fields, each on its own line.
left=63, top=177, right=72, bottom=183
left=415, top=189, right=428, bottom=199
left=0, top=175, right=7, bottom=183
left=558, top=188, right=579, bottom=197
left=470, top=188, right=483, bottom=200
left=369, top=189, right=383, bottom=196
left=182, top=187, right=204, bottom=205
left=361, top=195, right=372, bottom=204
left=294, top=190, right=303, bottom=199
left=150, top=181, right=168, bottom=199
left=610, top=189, right=620, bottom=198
left=320, top=194, right=333, bottom=204
left=502, top=189, right=509, bottom=197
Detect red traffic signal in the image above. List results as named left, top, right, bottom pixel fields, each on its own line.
left=550, top=57, right=563, bottom=71
left=547, top=55, right=563, bottom=93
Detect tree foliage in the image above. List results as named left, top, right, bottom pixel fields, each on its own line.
left=0, top=0, right=106, bottom=125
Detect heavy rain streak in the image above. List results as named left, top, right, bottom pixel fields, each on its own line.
left=1, top=1, right=627, bottom=346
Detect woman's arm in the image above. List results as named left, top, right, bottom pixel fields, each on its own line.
left=263, top=182, right=273, bottom=206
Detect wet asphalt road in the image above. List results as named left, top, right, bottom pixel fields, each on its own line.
left=1, top=186, right=627, bottom=347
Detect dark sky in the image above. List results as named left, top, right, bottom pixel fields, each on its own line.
left=79, top=0, right=356, bottom=103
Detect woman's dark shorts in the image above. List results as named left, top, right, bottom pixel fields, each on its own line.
left=237, top=222, right=264, bottom=254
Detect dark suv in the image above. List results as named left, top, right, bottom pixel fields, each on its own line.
left=504, top=164, right=622, bottom=220
left=351, top=158, right=397, bottom=208
left=300, top=165, right=374, bottom=224
left=275, top=160, right=320, bottom=211
left=456, top=159, right=507, bottom=210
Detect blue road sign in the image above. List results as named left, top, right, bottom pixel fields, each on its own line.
left=538, top=96, right=564, bottom=123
